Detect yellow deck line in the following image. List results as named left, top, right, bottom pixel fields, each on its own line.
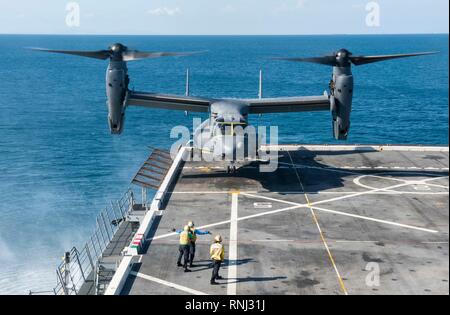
left=287, top=151, right=349, bottom=295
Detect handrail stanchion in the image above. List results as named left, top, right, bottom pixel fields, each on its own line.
left=94, top=230, right=104, bottom=255
left=117, top=200, right=126, bottom=218
left=104, top=207, right=115, bottom=234
left=56, top=270, right=69, bottom=296
left=100, top=211, right=112, bottom=241
left=111, top=201, right=122, bottom=223
left=74, top=250, right=86, bottom=281
left=85, top=243, right=95, bottom=271
left=96, top=219, right=108, bottom=250
left=116, top=200, right=128, bottom=218
left=90, top=236, right=99, bottom=259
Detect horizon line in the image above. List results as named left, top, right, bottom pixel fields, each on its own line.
left=0, top=32, right=449, bottom=37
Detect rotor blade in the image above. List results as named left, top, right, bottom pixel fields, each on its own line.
left=273, top=55, right=337, bottom=66
left=30, top=47, right=111, bottom=60
left=350, top=51, right=438, bottom=66
left=122, top=50, right=205, bottom=62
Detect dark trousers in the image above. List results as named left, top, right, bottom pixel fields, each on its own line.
left=177, top=245, right=190, bottom=268
left=211, top=260, right=222, bottom=282
left=189, top=243, right=196, bottom=265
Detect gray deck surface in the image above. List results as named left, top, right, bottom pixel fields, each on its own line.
left=121, top=147, right=449, bottom=295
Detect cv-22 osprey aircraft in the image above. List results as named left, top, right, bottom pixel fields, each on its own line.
left=33, top=44, right=436, bottom=172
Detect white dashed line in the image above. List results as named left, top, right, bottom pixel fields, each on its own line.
left=252, top=239, right=295, bottom=243
left=227, top=193, right=239, bottom=295
left=334, top=240, right=379, bottom=243
left=422, top=241, right=449, bottom=245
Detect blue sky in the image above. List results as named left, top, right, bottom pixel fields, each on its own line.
left=0, top=0, right=448, bottom=35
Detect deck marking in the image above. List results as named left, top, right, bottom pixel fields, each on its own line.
left=277, top=161, right=361, bottom=176
left=277, top=160, right=450, bottom=174
left=252, top=239, right=295, bottom=243
left=227, top=193, right=239, bottom=295
left=309, top=180, right=439, bottom=208
left=151, top=174, right=446, bottom=242
left=236, top=205, right=302, bottom=222
left=312, top=206, right=439, bottom=234
left=422, top=241, right=449, bottom=244
left=242, top=186, right=442, bottom=234
left=171, top=186, right=448, bottom=195
left=253, top=202, right=273, bottom=209
left=149, top=204, right=302, bottom=241
left=286, top=151, right=349, bottom=296
left=309, top=206, right=349, bottom=295
left=335, top=240, right=379, bottom=243
left=240, top=193, right=308, bottom=207
left=423, top=182, right=449, bottom=189
left=424, top=176, right=449, bottom=182
left=170, top=191, right=259, bottom=194
left=353, top=173, right=449, bottom=193
left=131, top=272, right=208, bottom=295
left=242, top=180, right=414, bottom=209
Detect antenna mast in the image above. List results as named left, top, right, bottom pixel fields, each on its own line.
left=185, top=68, right=190, bottom=96
left=258, top=69, right=263, bottom=99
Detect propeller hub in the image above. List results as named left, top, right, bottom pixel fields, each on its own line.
left=335, top=49, right=352, bottom=67
left=110, top=43, right=127, bottom=53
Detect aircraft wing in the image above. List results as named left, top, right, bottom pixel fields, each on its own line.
left=126, top=91, right=212, bottom=112
left=243, top=95, right=330, bottom=114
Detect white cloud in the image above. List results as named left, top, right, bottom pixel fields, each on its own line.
left=147, top=7, right=181, bottom=16
left=275, top=0, right=309, bottom=13
left=221, top=4, right=236, bottom=13
left=296, top=0, right=309, bottom=9
left=84, top=12, right=95, bottom=19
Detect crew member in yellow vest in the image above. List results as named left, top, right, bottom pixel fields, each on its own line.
left=187, top=221, right=211, bottom=268
left=210, top=235, right=225, bottom=285
left=177, top=225, right=193, bottom=272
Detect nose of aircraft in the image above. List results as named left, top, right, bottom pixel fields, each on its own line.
left=236, top=138, right=245, bottom=151
left=224, top=143, right=236, bottom=157
left=213, top=137, right=233, bottom=159
left=214, top=136, right=246, bottom=160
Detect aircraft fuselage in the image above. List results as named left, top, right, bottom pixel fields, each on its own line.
left=193, top=100, right=260, bottom=169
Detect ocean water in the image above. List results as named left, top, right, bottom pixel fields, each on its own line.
left=0, top=34, right=448, bottom=294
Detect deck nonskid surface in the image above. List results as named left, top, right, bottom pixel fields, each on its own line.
left=121, top=148, right=449, bottom=295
